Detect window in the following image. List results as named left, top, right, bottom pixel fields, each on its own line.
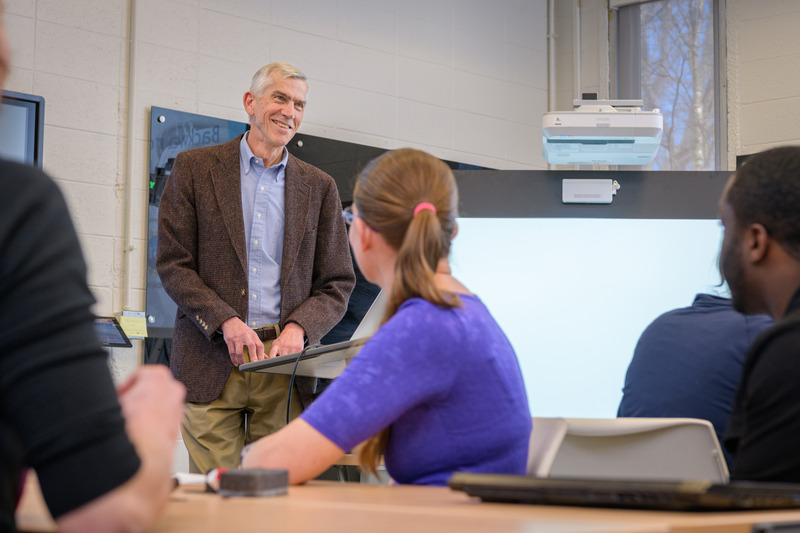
left=616, top=0, right=722, bottom=170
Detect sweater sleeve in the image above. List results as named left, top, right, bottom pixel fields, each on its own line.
left=300, top=300, right=457, bottom=452
left=727, top=327, right=800, bottom=482
left=0, top=164, right=140, bottom=518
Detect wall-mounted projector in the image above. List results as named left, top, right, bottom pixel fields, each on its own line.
left=542, top=98, right=663, bottom=166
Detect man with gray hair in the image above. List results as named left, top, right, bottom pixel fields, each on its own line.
left=157, top=62, right=355, bottom=473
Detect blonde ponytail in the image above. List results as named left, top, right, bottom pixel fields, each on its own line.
left=352, top=148, right=460, bottom=474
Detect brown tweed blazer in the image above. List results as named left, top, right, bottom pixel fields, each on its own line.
left=156, top=134, right=355, bottom=405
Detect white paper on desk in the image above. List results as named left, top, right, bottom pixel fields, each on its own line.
left=173, top=472, right=206, bottom=486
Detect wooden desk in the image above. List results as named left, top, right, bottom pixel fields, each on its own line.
left=17, top=474, right=800, bottom=533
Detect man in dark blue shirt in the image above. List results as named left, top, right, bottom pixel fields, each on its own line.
left=618, top=293, right=772, bottom=466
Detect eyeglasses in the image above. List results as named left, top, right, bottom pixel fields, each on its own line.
left=341, top=205, right=377, bottom=231
left=341, top=205, right=360, bottom=226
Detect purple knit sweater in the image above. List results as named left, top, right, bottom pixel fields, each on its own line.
left=301, top=294, right=531, bottom=485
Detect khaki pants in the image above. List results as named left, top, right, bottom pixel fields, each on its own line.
left=182, top=341, right=303, bottom=473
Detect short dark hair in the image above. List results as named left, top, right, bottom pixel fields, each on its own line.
left=727, top=145, right=800, bottom=261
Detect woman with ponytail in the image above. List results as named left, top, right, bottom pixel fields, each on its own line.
left=242, top=148, right=531, bottom=485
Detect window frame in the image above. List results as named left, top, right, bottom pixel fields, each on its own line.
left=612, top=0, right=727, bottom=171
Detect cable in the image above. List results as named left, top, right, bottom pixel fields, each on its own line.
left=286, top=343, right=321, bottom=425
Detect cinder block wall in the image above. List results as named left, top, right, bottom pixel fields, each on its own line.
left=7, top=0, right=800, bottom=377
left=726, top=0, right=800, bottom=166
left=553, top=0, right=610, bottom=112
left=4, top=0, right=548, bottom=381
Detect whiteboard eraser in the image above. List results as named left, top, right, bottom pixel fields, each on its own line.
left=218, top=469, right=288, bottom=498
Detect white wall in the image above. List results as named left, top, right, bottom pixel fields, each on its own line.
left=3, top=0, right=548, bottom=379
left=8, top=0, right=800, bottom=381
left=553, top=0, right=609, bottom=111
left=726, top=0, right=800, bottom=166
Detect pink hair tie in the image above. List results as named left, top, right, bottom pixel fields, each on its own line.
left=413, top=202, right=437, bottom=217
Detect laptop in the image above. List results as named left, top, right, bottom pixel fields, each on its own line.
left=239, top=291, right=386, bottom=379
left=448, top=472, right=800, bottom=512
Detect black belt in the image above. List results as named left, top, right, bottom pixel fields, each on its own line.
left=254, top=325, right=279, bottom=342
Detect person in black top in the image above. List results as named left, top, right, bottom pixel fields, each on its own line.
left=0, top=5, right=185, bottom=531
left=720, top=145, right=800, bottom=482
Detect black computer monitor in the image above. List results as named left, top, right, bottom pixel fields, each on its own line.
left=0, top=90, right=45, bottom=168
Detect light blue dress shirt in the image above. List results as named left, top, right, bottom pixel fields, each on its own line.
left=239, top=133, right=286, bottom=328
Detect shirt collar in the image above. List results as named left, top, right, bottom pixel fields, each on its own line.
left=692, top=293, right=730, bottom=308
left=239, top=132, right=289, bottom=174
